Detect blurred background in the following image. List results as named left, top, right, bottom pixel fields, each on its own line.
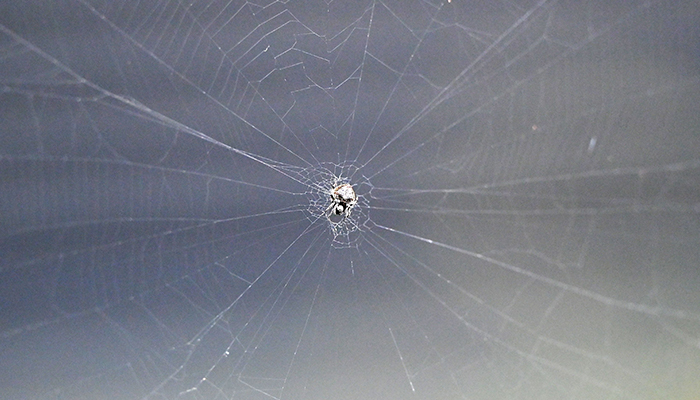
left=1, top=1, right=699, bottom=399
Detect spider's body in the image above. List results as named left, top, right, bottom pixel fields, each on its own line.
left=328, top=183, right=357, bottom=219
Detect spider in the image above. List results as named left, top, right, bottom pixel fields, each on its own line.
left=326, top=183, right=357, bottom=220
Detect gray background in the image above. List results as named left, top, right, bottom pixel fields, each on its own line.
left=1, top=0, right=699, bottom=399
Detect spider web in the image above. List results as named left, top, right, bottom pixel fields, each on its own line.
left=1, top=0, right=699, bottom=399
